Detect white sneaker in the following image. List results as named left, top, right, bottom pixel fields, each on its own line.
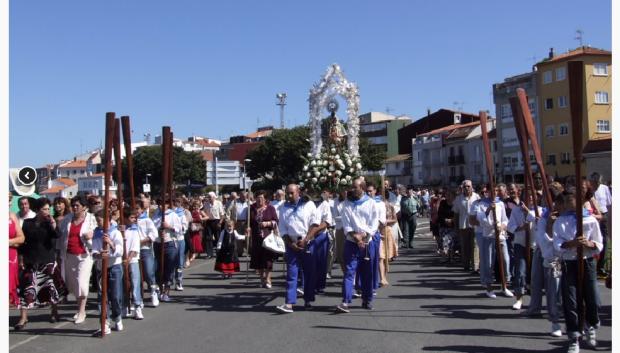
left=326, top=273, right=332, bottom=279
left=502, top=288, right=514, bottom=297
left=566, top=339, right=580, bottom=353
left=151, top=291, right=160, bottom=307
left=175, top=283, right=184, bottom=291
left=275, top=304, right=293, bottom=314
left=93, top=322, right=111, bottom=336
left=296, top=288, right=304, bottom=296
left=134, top=306, right=144, bottom=320
left=114, top=318, right=123, bottom=331
left=265, top=283, right=272, bottom=289
left=584, top=326, right=597, bottom=348
left=353, top=291, right=362, bottom=298
left=512, top=300, right=522, bottom=310
left=336, top=303, right=350, bottom=313
left=550, top=323, right=562, bottom=337
left=485, top=291, right=497, bottom=299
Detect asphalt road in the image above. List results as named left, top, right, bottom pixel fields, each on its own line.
left=9, top=219, right=612, bottom=353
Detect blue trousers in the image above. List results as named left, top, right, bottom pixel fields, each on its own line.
left=513, top=244, right=528, bottom=295
left=371, top=232, right=380, bottom=291
left=476, top=233, right=510, bottom=287
left=284, top=242, right=316, bottom=304
left=314, top=232, right=329, bottom=292
left=153, top=241, right=178, bottom=287
left=175, top=238, right=185, bottom=283
left=561, top=258, right=600, bottom=339
left=342, top=240, right=373, bottom=304
left=140, top=248, right=157, bottom=291
left=128, top=262, right=143, bottom=307
left=528, top=249, right=561, bottom=323
left=107, top=264, right=124, bottom=320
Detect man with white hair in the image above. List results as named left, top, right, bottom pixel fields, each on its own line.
left=203, top=192, right=225, bottom=259
left=590, top=172, right=612, bottom=276
left=453, top=179, right=480, bottom=271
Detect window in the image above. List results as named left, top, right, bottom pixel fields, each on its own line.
left=593, top=63, right=608, bottom=76
left=418, top=172, right=423, bottom=179
left=417, top=151, right=421, bottom=160
left=528, top=99, right=537, bottom=118
left=559, top=124, right=569, bottom=136
left=500, top=103, right=513, bottom=120
left=561, top=152, right=570, bottom=164
left=545, top=98, right=554, bottom=110
left=543, top=71, right=553, bottom=84
left=596, top=120, right=610, bottom=133
left=595, top=91, right=609, bottom=104
left=556, top=67, right=566, bottom=81
left=558, top=96, right=567, bottom=108
left=547, top=154, right=556, bottom=165
left=545, top=126, right=555, bottom=138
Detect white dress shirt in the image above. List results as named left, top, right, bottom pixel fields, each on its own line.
left=476, top=199, right=508, bottom=239
left=553, top=213, right=603, bottom=260
left=153, top=209, right=182, bottom=243
left=92, top=227, right=124, bottom=268
left=332, top=198, right=344, bottom=230
left=507, top=207, right=536, bottom=247
left=532, top=208, right=556, bottom=262
left=137, top=215, right=159, bottom=250
left=315, top=200, right=334, bottom=228
left=374, top=198, right=387, bottom=226
left=453, top=193, right=480, bottom=229
left=279, top=199, right=319, bottom=240
left=594, top=184, right=612, bottom=214
left=341, top=196, right=379, bottom=243
left=124, top=226, right=141, bottom=263
left=235, top=200, right=249, bottom=222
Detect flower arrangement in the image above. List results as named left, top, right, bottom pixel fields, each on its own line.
left=299, top=143, right=362, bottom=192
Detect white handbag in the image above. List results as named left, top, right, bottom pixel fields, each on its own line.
left=262, top=231, right=285, bottom=254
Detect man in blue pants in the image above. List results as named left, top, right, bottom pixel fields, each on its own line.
left=276, top=184, right=320, bottom=314
left=337, top=178, right=379, bottom=313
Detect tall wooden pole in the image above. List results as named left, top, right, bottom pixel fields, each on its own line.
left=568, top=60, right=585, bottom=332
left=479, top=111, right=507, bottom=290
left=100, top=112, right=116, bottom=338
left=160, top=127, right=171, bottom=291
left=168, top=132, right=174, bottom=206
left=121, top=115, right=143, bottom=298
left=113, top=118, right=132, bottom=315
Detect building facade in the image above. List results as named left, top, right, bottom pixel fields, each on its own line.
left=492, top=71, right=540, bottom=183
left=536, top=47, right=611, bottom=178
left=358, top=112, right=411, bottom=158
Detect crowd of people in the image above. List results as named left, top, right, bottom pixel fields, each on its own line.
left=8, top=171, right=611, bottom=352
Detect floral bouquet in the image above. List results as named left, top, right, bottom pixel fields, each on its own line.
left=298, top=143, right=363, bottom=192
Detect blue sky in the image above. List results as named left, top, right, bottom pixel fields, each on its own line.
left=9, top=0, right=611, bottom=167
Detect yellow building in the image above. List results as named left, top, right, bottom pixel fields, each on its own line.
left=536, top=47, right=611, bottom=178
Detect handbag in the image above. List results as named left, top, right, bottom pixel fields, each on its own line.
left=262, top=231, right=285, bottom=254
left=190, top=222, right=203, bottom=232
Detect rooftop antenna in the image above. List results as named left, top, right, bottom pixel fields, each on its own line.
left=575, top=29, right=584, bottom=46
left=385, top=107, right=394, bottom=115
left=453, top=101, right=464, bottom=112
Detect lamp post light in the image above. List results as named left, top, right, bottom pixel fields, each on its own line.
left=276, top=93, right=287, bottom=129
left=242, top=159, right=252, bottom=191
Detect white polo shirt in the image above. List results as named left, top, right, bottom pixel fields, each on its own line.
left=553, top=213, right=603, bottom=260
left=314, top=200, right=334, bottom=228
left=341, top=195, right=379, bottom=243
left=124, top=225, right=141, bottom=263
left=279, top=199, right=318, bottom=240
left=594, top=184, right=612, bottom=214
left=476, top=199, right=508, bottom=239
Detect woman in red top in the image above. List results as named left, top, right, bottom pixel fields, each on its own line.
left=58, top=196, right=96, bottom=324
left=187, top=200, right=207, bottom=267
left=8, top=193, right=25, bottom=308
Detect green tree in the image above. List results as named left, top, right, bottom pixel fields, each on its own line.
left=359, top=137, right=386, bottom=171
left=127, top=146, right=206, bottom=195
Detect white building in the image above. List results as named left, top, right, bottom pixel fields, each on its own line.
left=77, top=173, right=117, bottom=196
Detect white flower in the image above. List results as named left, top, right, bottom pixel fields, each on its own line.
left=335, top=170, right=342, bottom=176
left=321, top=169, right=327, bottom=175
left=312, top=177, right=318, bottom=183
left=306, top=172, right=311, bottom=177
left=350, top=168, right=354, bottom=173
left=334, top=178, right=340, bottom=184
left=307, top=153, right=312, bottom=158
left=347, top=179, right=352, bottom=185
left=338, top=163, right=345, bottom=170
left=346, top=160, right=352, bottom=166
left=300, top=182, right=305, bottom=187
left=346, top=175, right=352, bottom=181
left=329, top=165, right=335, bottom=172
left=340, top=179, right=348, bottom=185
left=311, top=160, right=316, bottom=166
left=330, top=148, right=336, bottom=154
left=323, top=160, right=328, bottom=166
left=314, top=171, right=321, bottom=178
left=303, top=165, right=308, bottom=171
left=320, top=176, right=326, bottom=182
left=356, top=163, right=362, bottom=170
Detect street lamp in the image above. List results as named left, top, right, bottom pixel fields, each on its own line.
left=242, top=159, right=252, bottom=191
left=276, top=93, right=287, bottom=129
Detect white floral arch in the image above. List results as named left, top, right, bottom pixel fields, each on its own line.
left=308, top=63, right=360, bottom=158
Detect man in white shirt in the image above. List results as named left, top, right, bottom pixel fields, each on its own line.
left=17, top=197, right=36, bottom=227
left=336, top=178, right=379, bottom=313
left=312, top=190, right=334, bottom=294
left=203, top=192, right=225, bottom=259
left=452, top=180, right=480, bottom=271
left=590, top=172, right=611, bottom=276
left=234, top=191, right=250, bottom=257
left=367, top=183, right=386, bottom=292
left=152, top=199, right=182, bottom=302
left=275, top=184, right=320, bottom=313
left=135, top=200, right=160, bottom=307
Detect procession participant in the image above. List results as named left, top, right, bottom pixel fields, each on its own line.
left=203, top=192, right=225, bottom=260
left=123, top=208, right=144, bottom=320
left=453, top=180, right=480, bottom=271
left=526, top=185, right=564, bottom=337
left=173, top=197, right=188, bottom=291
left=52, top=197, right=71, bottom=230
left=380, top=196, right=398, bottom=286
left=215, top=220, right=245, bottom=278
left=8, top=193, right=25, bottom=308
left=310, top=188, right=334, bottom=294
left=152, top=198, right=182, bottom=302
left=437, top=189, right=456, bottom=261
left=384, top=181, right=401, bottom=257
left=504, top=183, right=521, bottom=278
left=336, top=178, right=379, bottom=313
left=87, top=195, right=103, bottom=215
left=366, top=183, right=385, bottom=292
left=187, top=200, right=207, bottom=266
left=135, top=200, right=160, bottom=307
left=17, top=196, right=36, bottom=227
left=420, top=189, right=430, bottom=218
left=234, top=191, right=250, bottom=258
left=14, top=198, right=66, bottom=330
left=275, top=184, right=319, bottom=313
left=323, top=190, right=337, bottom=279
left=248, top=190, right=279, bottom=288
left=507, top=194, right=536, bottom=310
left=589, top=172, right=611, bottom=276
left=270, top=189, right=286, bottom=216
left=332, top=190, right=347, bottom=275
left=553, top=189, right=603, bottom=352
left=430, top=188, right=442, bottom=254
left=58, top=195, right=97, bottom=324
left=400, top=186, right=419, bottom=249
left=476, top=186, right=513, bottom=298
left=92, top=210, right=125, bottom=334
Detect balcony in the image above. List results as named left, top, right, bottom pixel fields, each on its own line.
left=448, top=155, right=465, bottom=165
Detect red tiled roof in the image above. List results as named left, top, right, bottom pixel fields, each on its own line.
left=418, top=121, right=480, bottom=137
left=41, top=186, right=65, bottom=194
left=583, top=138, right=611, bottom=154
left=536, top=47, right=611, bottom=66
left=55, top=178, right=76, bottom=186
left=197, top=140, right=221, bottom=148
left=59, top=160, right=87, bottom=168
left=245, top=130, right=272, bottom=139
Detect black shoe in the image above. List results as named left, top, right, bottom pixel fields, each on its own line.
left=304, top=302, right=312, bottom=310
left=14, top=321, right=28, bottom=331
left=362, top=302, right=373, bottom=310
